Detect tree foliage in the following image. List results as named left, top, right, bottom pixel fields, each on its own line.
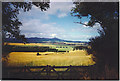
left=71, top=2, right=118, bottom=71
left=2, top=2, right=50, bottom=42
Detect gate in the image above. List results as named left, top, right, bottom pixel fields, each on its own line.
left=2, top=65, right=95, bottom=80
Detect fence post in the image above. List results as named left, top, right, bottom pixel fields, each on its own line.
left=46, top=65, right=51, bottom=79
left=69, top=65, right=72, bottom=79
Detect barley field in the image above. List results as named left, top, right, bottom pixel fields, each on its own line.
left=4, top=42, right=54, bottom=47
left=5, top=50, right=95, bottom=67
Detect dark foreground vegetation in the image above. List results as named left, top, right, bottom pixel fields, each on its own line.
left=2, top=65, right=94, bottom=80
left=72, top=2, right=119, bottom=80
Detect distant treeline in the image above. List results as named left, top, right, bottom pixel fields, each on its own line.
left=3, top=45, right=88, bottom=53
left=73, top=46, right=88, bottom=50
left=2, top=45, right=68, bottom=52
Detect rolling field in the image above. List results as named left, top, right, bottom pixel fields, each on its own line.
left=5, top=50, right=95, bottom=67
left=3, top=43, right=95, bottom=67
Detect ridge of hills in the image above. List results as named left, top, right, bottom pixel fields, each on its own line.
left=5, top=37, right=88, bottom=43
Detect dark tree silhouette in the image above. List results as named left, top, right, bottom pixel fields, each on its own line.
left=2, top=2, right=50, bottom=42
left=71, top=2, right=118, bottom=79
left=2, top=2, right=50, bottom=61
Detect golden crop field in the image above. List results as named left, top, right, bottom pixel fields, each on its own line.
left=4, top=42, right=54, bottom=47
left=5, top=50, right=95, bottom=67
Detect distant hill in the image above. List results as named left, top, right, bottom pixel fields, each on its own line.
left=4, top=37, right=88, bottom=43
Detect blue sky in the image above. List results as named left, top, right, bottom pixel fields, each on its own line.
left=18, top=2, right=102, bottom=41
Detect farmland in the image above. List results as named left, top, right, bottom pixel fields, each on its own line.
left=3, top=42, right=95, bottom=67
left=5, top=50, right=95, bottom=67
left=4, top=42, right=88, bottom=52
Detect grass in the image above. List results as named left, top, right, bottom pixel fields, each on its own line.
left=51, top=44, right=74, bottom=51
left=5, top=50, right=95, bottom=67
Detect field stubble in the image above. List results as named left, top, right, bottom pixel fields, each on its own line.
left=5, top=50, right=95, bottom=67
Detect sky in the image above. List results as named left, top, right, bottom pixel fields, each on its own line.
left=18, top=2, right=102, bottom=41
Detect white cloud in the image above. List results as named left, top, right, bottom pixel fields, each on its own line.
left=51, top=34, right=57, bottom=38
left=55, top=33, right=91, bottom=41
left=18, top=2, right=100, bottom=41
left=45, top=2, right=74, bottom=18
left=18, top=2, right=74, bottom=20
left=20, top=19, right=65, bottom=38
left=71, top=23, right=102, bottom=35
left=58, top=13, right=67, bottom=18
left=19, top=18, right=101, bottom=41
left=18, top=5, right=50, bottom=20
left=83, top=22, right=88, bottom=27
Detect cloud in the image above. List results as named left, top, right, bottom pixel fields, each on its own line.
left=18, top=5, right=50, bottom=21
left=51, top=34, right=57, bottom=38
left=18, top=2, right=74, bottom=38
left=19, top=18, right=101, bottom=41
left=71, top=23, right=102, bottom=36
left=20, top=18, right=91, bottom=41
left=18, top=2, right=74, bottom=20
left=55, top=33, right=91, bottom=41
left=45, top=2, right=74, bottom=18
left=18, top=2, right=100, bottom=41
left=58, top=13, right=67, bottom=18
left=20, top=19, right=65, bottom=38
left=83, top=22, right=88, bottom=27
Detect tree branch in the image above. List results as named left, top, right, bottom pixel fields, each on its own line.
left=74, top=22, right=89, bottom=26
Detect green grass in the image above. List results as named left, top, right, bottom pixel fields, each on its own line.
left=48, top=44, right=74, bottom=51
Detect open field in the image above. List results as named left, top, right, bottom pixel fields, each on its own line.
left=3, top=43, right=95, bottom=67
left=4, top=50, right=95, bottom=67
left=4, top=42, right=54, bottom=47
left=4, top=42, right=89, bottom=52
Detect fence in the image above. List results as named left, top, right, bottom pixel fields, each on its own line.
left=2, top=65, right=96, bottom=80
